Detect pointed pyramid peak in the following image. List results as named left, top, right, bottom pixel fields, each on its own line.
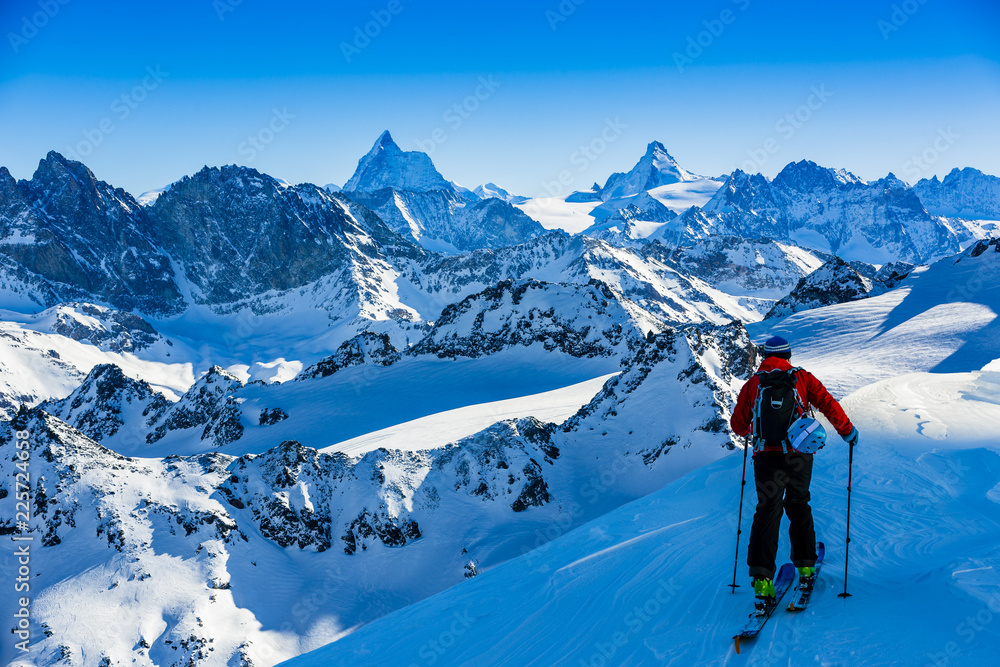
left=646, top=140, right=670, bottom=155
left=375, top=130, right=398, bottom=149
left=600, top=140, right=697, bottom=200
left=345, top=131, right=453, bottom=193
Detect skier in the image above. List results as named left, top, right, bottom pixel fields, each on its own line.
left=729, top=335, right=859, bottom=611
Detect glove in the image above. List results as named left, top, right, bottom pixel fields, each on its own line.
left=843, top=426, right=859, bottom=447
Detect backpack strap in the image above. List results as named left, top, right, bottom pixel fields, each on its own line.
left=752, top=367, right=808, bottom=453
left=751, top=383, right=765, bottom=453
left=786, top=367, right=813, bottom=417
left=782, top=367, right=811, bottom=453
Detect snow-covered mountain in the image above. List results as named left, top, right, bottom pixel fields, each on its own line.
left=40, top=363, right=170, bottom=445
left=527, top=142, right=721, bottom=238
left=647, top=234, right=827, bottom=321
left=408, top=278, right=653, bottom=360
left=3, top=146, right=991, bottom=418
left=343, top=130, right=456, bottom=193
left=598, top=140, right=698, bottom=201
left=0, top=319, right=757, bottom=666
left=913, top=167, right=1000, bottom=219
left=40, top=277, right=661, bottom=458
left=417, top=231, right=776, bottom=326
left=279, top=239, right=1000, bottom=667
left=0, top=153, right=183, bottom=314
left=0, top=150, right=799, bottom=415
left=342, top=132, right=546, bottom=252
left=764, top=255, right=911, bottom=319
left=2, top=133, right=998, bottom=667
left=146, top=163, right=423, bottom=306
left=473, top=182, right=529, bottom=205
left=702, top=161, right=970, bottom=264
left=283, top=354, right=1000, bottom=666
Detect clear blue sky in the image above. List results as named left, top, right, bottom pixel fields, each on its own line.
left=1, top=0, right=998, bottom=198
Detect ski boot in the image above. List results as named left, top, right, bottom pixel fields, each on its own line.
left=797, top=566, right=817, bottom=593
left=753, top=577, right=776, bottom=616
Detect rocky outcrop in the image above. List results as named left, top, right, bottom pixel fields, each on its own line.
left=296, top=332, right=401, bottom=380
left=0, top=154, right=183, bottom=314
left=703, top=161, right=964, bottom=263
left=765, top=256, right=911, bottom=319
left=913, top=167, right=1000, bottom=219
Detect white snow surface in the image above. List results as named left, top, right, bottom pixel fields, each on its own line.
left=647, top=178, right=724, bottom=213
left=280, top=361, right=1000, bottom=667
left=326, top=372, right=616, bottom=457
left=750, top=241, right=1000, bottom=397
left=515, top=195, right=603, bottom=234
left=515, top=179, right=723, bottom=235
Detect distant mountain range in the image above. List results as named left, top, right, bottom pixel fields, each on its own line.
left=0, top=130, right=998, bottom=667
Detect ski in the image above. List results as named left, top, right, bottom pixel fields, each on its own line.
left=733, top=563, right=795, bottom=654
left=787, top=542, right=825, bottom=611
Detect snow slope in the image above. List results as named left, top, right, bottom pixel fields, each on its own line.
left=750, top=238, right=1000, bottom=397
left=0, top=321, right=755, bottom=667
left=515, top=195, right=603, bottom=234
left=326, top=372, right=616, bottom=457
left=280, top=359, right=1000, bottom=666
left=514, top=180, right=723, bottom=236
left=0, top=303, right=194, bottom=416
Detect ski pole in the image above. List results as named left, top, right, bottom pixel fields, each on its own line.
left=838, top=441, right=855, bottom=598
left=729, top=437, right=750, bottom=592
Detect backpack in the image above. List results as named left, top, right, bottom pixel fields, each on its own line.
left=752, top=367, right=807, bottom=452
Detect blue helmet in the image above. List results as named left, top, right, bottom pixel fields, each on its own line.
left=786, top=416, right=827, bottom=453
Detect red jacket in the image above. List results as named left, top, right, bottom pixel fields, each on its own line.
left=730, top=357, right=854, bottom=452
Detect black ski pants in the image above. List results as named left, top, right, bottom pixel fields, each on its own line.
left=747, top=451, right=818, bottom=580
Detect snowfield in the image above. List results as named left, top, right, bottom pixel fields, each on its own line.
left=280, top=360, right=1000, bottom=666
left=752, top=238, right=1000, bottom=397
